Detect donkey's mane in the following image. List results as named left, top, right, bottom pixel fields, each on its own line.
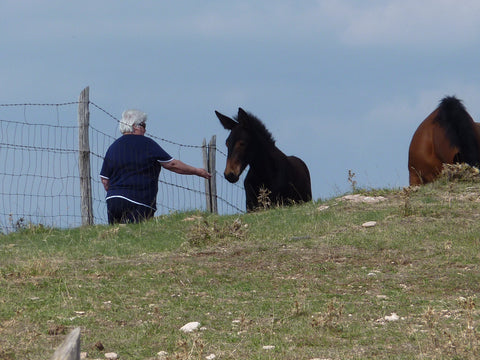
left=236, top=111, right=276, bottom=146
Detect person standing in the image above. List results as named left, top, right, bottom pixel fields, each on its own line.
left=100, top=109, right=211, bottom=224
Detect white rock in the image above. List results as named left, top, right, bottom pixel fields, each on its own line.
left=105, top=353, right=118, bottom=360
left=341, top=194, right=386, bottom=203
left=206, top=354, right=216, bottom=360
left=183, top=216, right=202, bottom=221
left=263, top=345, right=275, bottom=350
left=362, top=221, right=377, bottom=228
left=317, top=205, right=329, bottom=211
left=180, top=321, right=201, bottom=333
left=385, top=313, right=399, bottom=322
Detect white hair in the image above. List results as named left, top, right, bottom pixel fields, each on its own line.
left=119, top=109, right=147, bottom=134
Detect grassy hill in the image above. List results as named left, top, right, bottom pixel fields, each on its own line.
left=1, top=179, right=480, bottom=359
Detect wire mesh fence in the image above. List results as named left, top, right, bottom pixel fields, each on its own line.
left=0, top=95, right=245, bottom=233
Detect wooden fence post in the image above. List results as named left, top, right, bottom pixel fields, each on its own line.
left=78, top=87, right=94, bottom=226
left=208, top=136, right=217, bottom=214
left=203, top=136, right=217, bottom=214
left=202, top=139, right=211, bottom=212
left=51, top=327, right=81, bottom=360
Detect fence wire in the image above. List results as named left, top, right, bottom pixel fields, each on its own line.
left=0, top=101, right=245, bottom=233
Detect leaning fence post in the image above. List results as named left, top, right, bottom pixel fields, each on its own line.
left=51, top=327, right=81, bottom=360
left=208, top=135, right=217, bottom=214
left=78, top=86, right=94, bottom=226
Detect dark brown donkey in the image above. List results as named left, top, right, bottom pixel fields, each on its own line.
left=216, top=108, right=312, bottom=211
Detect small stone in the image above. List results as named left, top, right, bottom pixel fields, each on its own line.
left=206, top=354, right=216, bottom=360
left=263, top=345, right=275, bottom=350
left=362, top=221, right=377, bottom=228
left=157, top=351, right=168, bottom=359
left=105, top=352, right=118, bottom=360
left=385, top=313, right=399, bottom=322
left=180, top=322, right=200, bottom=333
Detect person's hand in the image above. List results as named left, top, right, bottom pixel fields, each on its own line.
left=101, top=178, right=110, bottom=191
left=198, top=169, right=212, bottom=179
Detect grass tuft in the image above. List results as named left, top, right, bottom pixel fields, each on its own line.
left=185, top=217, right=248, bottom=247
left=439, top=163, right=480, bottom=182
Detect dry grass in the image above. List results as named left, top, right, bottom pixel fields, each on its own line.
left=439, top=163, right=480, bottom=182
left=184, top=217, right=248, bottom=247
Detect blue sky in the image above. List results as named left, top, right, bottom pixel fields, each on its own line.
left=3, top=1, right=480, bottom=200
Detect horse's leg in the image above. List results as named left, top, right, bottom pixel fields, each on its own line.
left=409, top=167, right=424, bottom=186
left=409, top=156, right=444, bottom=185
left=245, top=192, right=256, bottom=212
left=244, top=174, right=259, bottom=212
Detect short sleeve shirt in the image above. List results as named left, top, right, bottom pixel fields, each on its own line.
left=100, top=135, right=173, bottom=210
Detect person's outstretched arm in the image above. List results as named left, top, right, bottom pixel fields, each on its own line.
left=162, top=159, right=211, bottom=179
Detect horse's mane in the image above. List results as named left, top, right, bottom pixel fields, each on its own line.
left=435, top=96, right=480, bottom=165
left=236, top=110, right=276, bottom=146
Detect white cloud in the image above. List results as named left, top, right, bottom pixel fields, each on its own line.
left=4, top=1, right=480, bottom=49
left=317, top=0, right=480, bottom=47
left=365, top=83, right=480, bottom=133
left=178, top=0, right=480, bottom=48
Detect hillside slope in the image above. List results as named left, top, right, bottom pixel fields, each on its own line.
left=1, top=179, right=480, bottom=359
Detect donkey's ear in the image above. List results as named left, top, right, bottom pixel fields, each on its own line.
left=215, top=110, right=237, bottom=130
left=237, top=108, right=250, bottom=127
left=238, top=107, right=248, bottom=118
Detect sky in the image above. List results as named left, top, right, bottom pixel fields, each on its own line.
left=3, top=0, right=480, bottom=201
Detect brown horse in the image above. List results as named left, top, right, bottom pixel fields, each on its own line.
left=408, top=96, right=480, bottom=185
left=215, top=108, right=312, bottom=211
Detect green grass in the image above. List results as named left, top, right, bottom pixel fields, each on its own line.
left=1, top=181, right=480, bottom=359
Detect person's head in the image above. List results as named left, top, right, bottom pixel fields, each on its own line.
left=119, top=109, right=147, bottom=134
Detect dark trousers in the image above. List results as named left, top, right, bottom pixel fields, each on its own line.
left=107, top=198, right=155, bottom=225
